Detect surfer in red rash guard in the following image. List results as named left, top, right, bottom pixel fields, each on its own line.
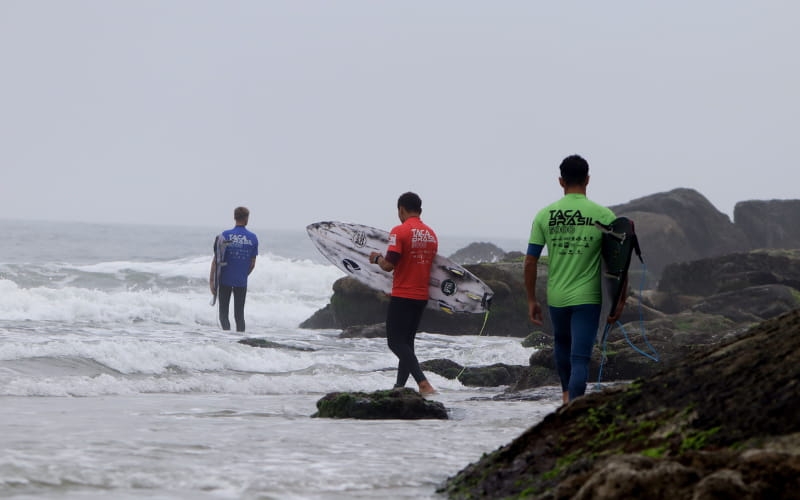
left=370, top=192, right=438, bottom=395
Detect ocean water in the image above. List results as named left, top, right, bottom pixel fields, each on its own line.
left=0, top=219, right=556, bottom=500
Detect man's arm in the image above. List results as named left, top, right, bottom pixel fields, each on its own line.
left=369, top=251, right=397, bottom=272
left=248, top=257, right=256, bottom=275
left=524, top=254, right=543, bottom=325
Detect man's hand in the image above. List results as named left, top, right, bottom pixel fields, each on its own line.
left=528, top=300, right=543, bottom=325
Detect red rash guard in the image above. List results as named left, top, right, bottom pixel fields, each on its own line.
left=385, top=216, right=438, bottom=300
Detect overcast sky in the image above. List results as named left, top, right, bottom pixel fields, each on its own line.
left=1, top=1, right=797, bottom=239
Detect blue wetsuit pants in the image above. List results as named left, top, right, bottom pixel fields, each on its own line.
left=549, top=304, right=602, bottom=400
left=386, top=296, right=428, bottom=388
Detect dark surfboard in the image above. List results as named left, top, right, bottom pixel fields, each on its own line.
left=596, top=217, right=642, bottom=323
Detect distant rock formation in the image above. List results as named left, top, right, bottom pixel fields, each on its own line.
left=448, top=242, right=507, bottom=264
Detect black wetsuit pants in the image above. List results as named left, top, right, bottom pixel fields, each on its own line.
left=218, top=285, right=247, bottom=332
left=386, top=296, right=428, bottom=388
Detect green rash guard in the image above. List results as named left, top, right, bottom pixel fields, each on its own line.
left=529, top=194, right=616, bottom=307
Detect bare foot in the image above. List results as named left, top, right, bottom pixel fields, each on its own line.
left=418, top=380, right=436, bottom=395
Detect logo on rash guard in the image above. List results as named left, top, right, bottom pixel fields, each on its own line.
left=547, top=209, right=594, bottom=227
left=228, top=234, right=254, bottom=246
left=388, top=234, right=397, bottom=246
left=411, top=229, right=436, bottom=248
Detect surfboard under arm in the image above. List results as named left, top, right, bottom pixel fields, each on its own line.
left=306, top=221, right=494, bottom=314
left=210, top=234, right=228, bottom=306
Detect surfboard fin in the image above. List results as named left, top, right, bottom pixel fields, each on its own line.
left=445, top=267, right=465, bottom=277
left=438, top=302, right=455, bottom=314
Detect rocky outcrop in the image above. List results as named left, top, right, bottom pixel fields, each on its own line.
left=610, top=188, right=747, bottom=278
left=449, top=247, right=800, bottom=392
left=440, top=309, right=800, bottom=499
left=299, top=190, right=800, bottom=393
left=658, top=249, right=800, bottom=296
left=610, top=189, right=800, bottom=280
left=301, top=191, right=800, bottom=336
left=312, top=388, right=448, bottom=420
left=300, top=247, right=800, bottom=396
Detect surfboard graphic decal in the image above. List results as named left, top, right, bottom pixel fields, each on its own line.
left=342, top=258, right=361, bottom=273
left=441, top=279, right=457, bottom=296
left=352, top=231, right=367, bottom=248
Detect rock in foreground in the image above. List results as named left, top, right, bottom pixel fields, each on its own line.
left=312, top=388, right=448, bottom=420
left=440, top=309, right=800, bottom=499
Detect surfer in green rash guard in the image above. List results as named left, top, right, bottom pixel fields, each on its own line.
left=524, top=155, right=616, bottom=405
left=370, top=192, right=438, bottom=396
left=210, top=206, right=259, bottom=332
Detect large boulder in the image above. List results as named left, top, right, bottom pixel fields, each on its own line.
left=734, top=199, right=800, bottom=249
left=610, top=188, right=747, bottom=279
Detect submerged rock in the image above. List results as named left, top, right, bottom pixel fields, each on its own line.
left=421, top=358, right=528, bottom=387
left=237, top=338, right=315, bottom=351
left=312, top=388, right=448, bottom=420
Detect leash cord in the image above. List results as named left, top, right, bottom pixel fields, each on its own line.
left=455, top=310, right=491, bottom=381
left=596, top=262, right=659, bottom=389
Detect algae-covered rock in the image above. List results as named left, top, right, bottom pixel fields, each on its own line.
left=312, top=388, right=448, bottom=420
left=440, top=309, right=800, bottom=499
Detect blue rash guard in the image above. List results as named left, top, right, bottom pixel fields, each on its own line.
left=218, top=226, right=259, bottom=288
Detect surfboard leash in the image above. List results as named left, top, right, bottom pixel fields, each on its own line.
left=595, top=261, right=659, bottom=389
left=455, top=309, right=492, bottom=382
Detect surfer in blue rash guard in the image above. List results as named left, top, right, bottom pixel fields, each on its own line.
left=210, top=206, right=259, bottom=332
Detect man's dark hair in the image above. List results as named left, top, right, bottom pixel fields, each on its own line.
left=559, top=155, right=589, bottom=186
left=397, top=192, right=422, bottom=213
left=234, top=206, right=250, bottom=222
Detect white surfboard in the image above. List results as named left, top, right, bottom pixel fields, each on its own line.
left=306, top=221, right=493, bottom=314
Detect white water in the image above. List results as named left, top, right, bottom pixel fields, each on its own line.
left=0, top=219, right=556, bottom=499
